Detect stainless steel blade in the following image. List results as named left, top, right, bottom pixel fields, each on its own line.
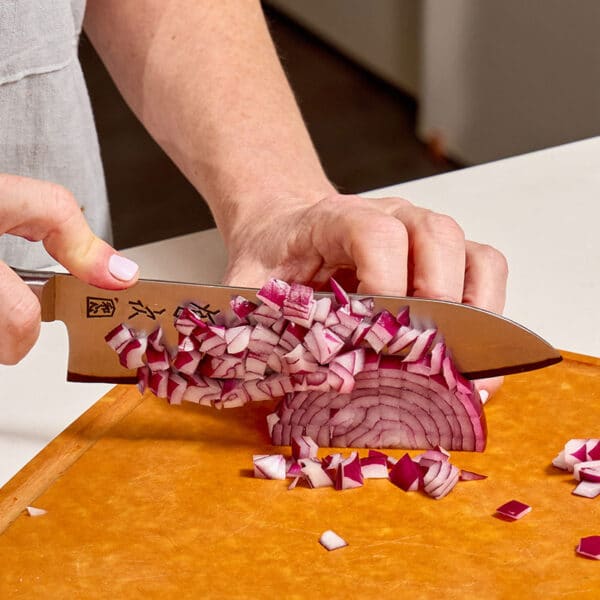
left=32, top=272, right=561, bottom=382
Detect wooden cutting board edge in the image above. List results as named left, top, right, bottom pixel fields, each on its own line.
left=0, top=348, right=593, bottom=535
left=0, top=384, right=144, bottom=534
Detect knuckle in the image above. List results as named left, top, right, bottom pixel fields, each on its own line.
left=475, top=243, right=509, bottom=278
left=421, top=211, right=465, bottom=244
left=1, top=292, right=41, bottom=364
left=46, top=182, right=78, bottom=219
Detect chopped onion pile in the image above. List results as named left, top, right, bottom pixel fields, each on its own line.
left=552, top=438, right=600, bottom=498
left=106, top=277, right=485, bottom=451
left=252, top=434, right=485, bottom=500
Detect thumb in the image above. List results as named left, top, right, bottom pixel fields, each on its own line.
left=1, top=174, right=138, bottom=289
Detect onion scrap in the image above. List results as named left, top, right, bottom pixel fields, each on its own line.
left=552, top=438, right=600, bottom=498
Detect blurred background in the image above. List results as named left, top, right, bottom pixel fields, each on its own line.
left=80, top=0, right=600, bottom=250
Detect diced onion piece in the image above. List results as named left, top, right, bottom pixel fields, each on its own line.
left=253, top=454, right=286, bottom=480
left=495, top=499, right=532, bottom=520
left=573, top=460, right=600, bottom=482
left=118, top=336, right=147, bottom=369
left=319, top=529, right=347, bottom=551
left=26, top=506, right=47, bottom=517
left=167, top=372, right=187, bottom=405
left=576, top=536, right=600, bottom=560
left=360, top=454, right=389, bottom=479
left=329, top=277, right=349, bottom=306
left=459, top=469, right=488, bottom=481
left=389, top=453, right=422, bottom=492
left=256, top=278, right=290, bottom=310
left=291, top=434, right=319, bottom=460
left=299, top=458, right=333, bottom=488
left=105, top=324, right=135, bottom=352
left=572, top=480, right=600, bottom=498
left=335, top=452, right=364, bottom=490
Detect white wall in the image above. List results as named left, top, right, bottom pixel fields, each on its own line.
left=267, top=0, right=420, bottom=97
left=419, top=0, right=600, bottom=164
left=268, top=1, right=600, bottom=165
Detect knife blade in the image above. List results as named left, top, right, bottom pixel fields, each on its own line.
left=18, top=269, right=561, bottom=383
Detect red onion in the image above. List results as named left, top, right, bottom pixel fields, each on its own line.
left=319, top=530, right=347, bottom=551
left=577, top=535, right=600, bottom=560
left=459, top=469, right=488, bottom=481
left=26, top=506, right=47, bottom=517
left=334, top=452, right=364, bottom=490
left=359, top=453, right=389, bottom=479
left=572, top=481, right=600, bottom=499
left=107, top=276, right=485, bottom=452
left=495, top=500, right=532, bottom=520
left=389, top=453, right=422, bottom=492
left=253, top=454, right=286, bottom=480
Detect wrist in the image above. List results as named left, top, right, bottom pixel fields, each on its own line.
left=210, top=182, right=337, bottom=249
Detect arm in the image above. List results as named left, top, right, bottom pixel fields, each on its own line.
left=83, top=0, right=507, bottom=311
left=84, top=0, right=334, bottom=244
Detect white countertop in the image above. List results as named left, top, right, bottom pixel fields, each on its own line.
left=1, top=137, right=598, bottom=488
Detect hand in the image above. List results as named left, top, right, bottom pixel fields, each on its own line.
left=0, top=174, right=139, bottom=364
left=223, top=193, right=508, bottom=396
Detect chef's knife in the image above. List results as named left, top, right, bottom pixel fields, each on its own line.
left=18, top=269, right=561, bottom=383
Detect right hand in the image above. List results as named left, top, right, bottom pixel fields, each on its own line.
left=0, top=173, right=139, bottom=364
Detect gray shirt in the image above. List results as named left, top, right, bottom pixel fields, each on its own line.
left=0, top=0, right=111, bottom=269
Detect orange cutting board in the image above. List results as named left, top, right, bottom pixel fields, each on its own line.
left=0, top=352, right=599, bottom=599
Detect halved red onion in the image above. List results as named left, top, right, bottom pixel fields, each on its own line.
left=495, top=499, right=532, bottom=520
left=319, top=529, right=347, bottom=551
left=576, top=535, right=600, bottom=560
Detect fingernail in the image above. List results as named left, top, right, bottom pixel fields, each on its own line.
left=479, top=389, right=489, bottom=405
left=108, top=254, right=139, bottom=281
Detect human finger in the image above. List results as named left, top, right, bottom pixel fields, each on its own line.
left=462, top=240, right=509, bottom=313
left=0, top=262, right=42, bottom=364
left=388, top=202, right=467, bottom=302
left=310, top=196, right=411, bottom=296
left=0, top=174, right=138, bottom=288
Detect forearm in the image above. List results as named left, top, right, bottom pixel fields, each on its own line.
left=84, top=0, right=335, bottom=243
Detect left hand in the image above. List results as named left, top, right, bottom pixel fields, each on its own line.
left=223, top=192, right=508, bottom=398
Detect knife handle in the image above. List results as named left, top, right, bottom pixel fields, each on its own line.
left=12, top=268, right=57, bottom=321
